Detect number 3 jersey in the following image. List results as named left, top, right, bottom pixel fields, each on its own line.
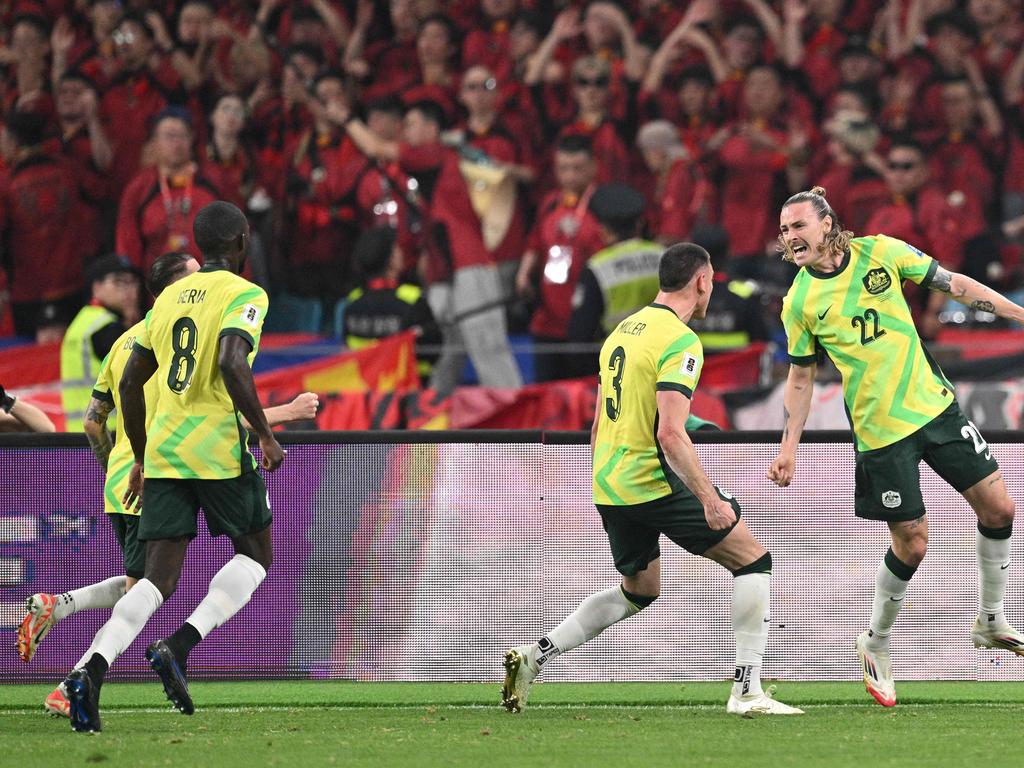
left=781, top=234, right=954, bottom=452
left=134, top=266, right=269, bottom=479
left=593, top=303, right=704, bottom=506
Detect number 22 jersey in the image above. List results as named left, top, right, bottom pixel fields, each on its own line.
left=593, top=303, right=704, bottom=506
left=781, top=234, right=953, bottom=452
left=134, top=265, right=269, bottom=479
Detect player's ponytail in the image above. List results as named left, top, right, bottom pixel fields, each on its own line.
left=778, top=186, right=854, bottom=263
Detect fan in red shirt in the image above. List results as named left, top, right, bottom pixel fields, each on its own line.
left=0, top=111, right=92, bottom=341
left=52, top=1, right=121, bottom=91
left=338, top=98, right=523, bottom=392
left=515, top=134, right=603, bottom=383
left=813, top=110, right=888, bottom=234
left=461, top=0, right=519, bottom=84
left=636, top=120, right=716, bottom=245
left=1, top=14, right=53, bottom=117
left=115, top=109, right=219, bottom=276
left=100, top=13, right=187, bottom=190
left=344, top=0, right=421, bottom=100
left=199, top=93, right=278, bottom=212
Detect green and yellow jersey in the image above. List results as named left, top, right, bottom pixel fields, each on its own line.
left=593, top=303, right=704, bottom=506
left=134, top=266, right=269, bottom=479
left=91, top=319, right=160, bottom=516
left=781, top=234, right=953, bottom=452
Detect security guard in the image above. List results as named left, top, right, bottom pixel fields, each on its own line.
left=60, top=255, right=140, bottom=431
left=343, top=227, right=441, bottom=384
left=566, top=183, right=662, bottom=377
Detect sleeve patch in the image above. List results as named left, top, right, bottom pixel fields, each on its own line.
left=681, top=353, right=698, bottom=376
left=241, top=303, right=261, bottom=329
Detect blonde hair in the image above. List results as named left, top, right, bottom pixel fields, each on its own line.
left=777, top=186, right=853, bottom=262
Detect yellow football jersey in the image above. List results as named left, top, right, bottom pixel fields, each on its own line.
left=781, top=234, right=953, bottom=451
left=134, top=266, right=269, bottom=479
left=593, top=303, right=704, bottom=506
left=92, top=319, right=160, bottom=516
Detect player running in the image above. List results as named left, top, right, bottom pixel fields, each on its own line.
left=18, top=251, right=318, bottom=718
left=768, top=186, right=1024, bottom=707
left=63, top=202, right=285, bottom=732
left=502, top=243, right=802, bottom=716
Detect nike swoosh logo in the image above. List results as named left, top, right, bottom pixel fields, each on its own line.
left=817, top=306, right=832, bottom=320
left=1001, top=563, right=1011, bottom=570
left=889, top=596, right=903, bottom=601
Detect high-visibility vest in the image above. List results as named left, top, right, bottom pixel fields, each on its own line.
left=61, top=304, right=117, bottom=432
left=345, top=283, right=431, bottom=377
left=587, top=238, right=662, bottom=333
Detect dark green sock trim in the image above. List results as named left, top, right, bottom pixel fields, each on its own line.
left=620, top=586, right=657, bottom=609
left=884, top=547, right=917, bottom=581
left=978, top=522, right=1013, bottom=540
left=732, top=551, right=772, bottom=577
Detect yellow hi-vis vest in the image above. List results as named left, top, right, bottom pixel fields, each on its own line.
left=61, top=304, right=117, bottom=432
left=587, top=238, right=662, bottom=334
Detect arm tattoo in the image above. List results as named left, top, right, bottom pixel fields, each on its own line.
left=970, top=300, right=995, bottom=312
left=930, top=268, right=952, bottom=294
left=85, top=399, right=114, bottom=471
left=782, top=406, right=790, bottom=440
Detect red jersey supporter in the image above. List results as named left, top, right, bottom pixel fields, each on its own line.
left=928, top=76, right=1004, bottom=226
left=780, top=0, right=847, bottom=101
left=54, top=1, right=121, bottom=91
left=0, top=111, right=91, bottom=341
left=814, top=111, right=888, bottom=234
left=116, top=109, right=219, bottom=275
left=55, top=71, right=113, bottom=257
left=345, top=0, right=421, bottom=100
left=199, top=93, right=277, bottom=212
left=636, top=120, right=716, bottom=244
left=453, top=64, right=534, bottom=284
left=2, top=14, right=53, bottom=116
left=708, top=16, right=767, bottom=122
left=708, top=65, right=806, bottom=272
left=280, top=71, right=362, bottom=304
left=640, top=63, right=718, bottom=163
left=101, top=13, right=187, bottom=190
left=515, top=134, right=603, bottom=382
left=461, top=0, right=519, bottom=84
left=338, top=98, right=523, bottom=392
left=968, top=0, right=1024, bottom=81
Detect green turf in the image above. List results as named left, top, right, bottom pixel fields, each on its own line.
left=2, top=681, right=1023, bottom=767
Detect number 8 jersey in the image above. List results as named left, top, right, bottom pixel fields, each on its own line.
left=134, top=265, right=270, bottom=479
left=781, top=234, right=954, bottom=452
left=593, top=303, right=704, bottom=506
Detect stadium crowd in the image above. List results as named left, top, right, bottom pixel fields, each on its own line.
left=2, top=0, right=1024, bottom=387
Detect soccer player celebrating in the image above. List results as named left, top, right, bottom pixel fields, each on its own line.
left=63, top=203, right=285, bottom=733
left=768, top=186, right=1024, bottom=708
left=502, top=243, right=803, bottom=717
left=18, top=251, right=318, bottom=718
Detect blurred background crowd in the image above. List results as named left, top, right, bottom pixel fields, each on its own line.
left=2, top=0, right=1024, bottom=397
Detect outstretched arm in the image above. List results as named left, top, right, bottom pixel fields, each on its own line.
left=0, top=385, right=56, bottom=433
left=929, top=266, right=1024, bottom=324
left=242, top=391, right=320, bottom=428
left=767, top=362, right=815, bottom=488
left=219, top=334, right=284, bottom=471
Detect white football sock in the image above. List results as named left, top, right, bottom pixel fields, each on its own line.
left=53, top=576, right=127, bottom=620
left=184, top=555, right=267, bottom=640
left=731, top=572, right=770, bottom=698
left=540, top=585, right=641, bottom=664
left=978, top=530, right=1011, bottom=621
left=89, top=579, right=164, bottom=667
left=868, top=560, right=911, bottom=650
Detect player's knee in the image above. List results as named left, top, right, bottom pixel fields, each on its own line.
left=621, top=586, right=658, bottom=610
left=984, top=495, right=1015, bottom=529
left=148, top=573, right=180, bottom=600
left=899, top=537, right=927, bottom=568
left=731, top=551, right=772, bottom=577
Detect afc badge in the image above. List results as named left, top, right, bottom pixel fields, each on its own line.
left=863, top=268, right=892, bottom=295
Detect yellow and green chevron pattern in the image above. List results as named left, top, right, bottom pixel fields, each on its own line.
left=781, top=234, right=953, bottom=451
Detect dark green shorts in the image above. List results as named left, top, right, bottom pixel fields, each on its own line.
left=596, top=487, right=741, bottom=576
left=108, top=513, right=145, bottom=578
left=855, top=401, right=999, bottom=522
left=139, top=470, right=272, bottom=541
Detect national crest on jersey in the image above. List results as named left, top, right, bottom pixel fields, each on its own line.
left=133, top=266, right=269, bottom=479
left=781, top=235, right=953, bottom=451
left=593, top=304, right=704, bottom=506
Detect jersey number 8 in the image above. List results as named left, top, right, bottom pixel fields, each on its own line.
left=168, top=317, right=199, bottom=394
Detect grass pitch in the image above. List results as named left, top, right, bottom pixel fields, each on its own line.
left=2, top=680, right=1022, bottom=767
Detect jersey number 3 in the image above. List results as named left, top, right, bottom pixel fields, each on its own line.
left=168, top=317, right=198, bottom=394
left=605, top=346, right=626, bottom=421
